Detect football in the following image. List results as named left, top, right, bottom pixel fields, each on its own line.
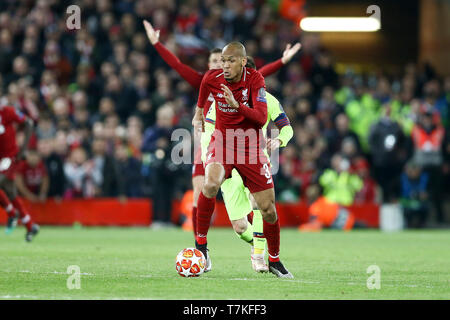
left=175, top=248, right=206, bottom=277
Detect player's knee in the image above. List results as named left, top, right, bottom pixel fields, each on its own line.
left=260, top=201, right=277, bottom=224
left=203, top=180, right=220, bottom=198
left=232, top=219, right=247, bottom=235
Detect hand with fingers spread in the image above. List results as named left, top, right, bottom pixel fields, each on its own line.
left=281, top=42, right=302, bottom=64
left=220, top=84, right=239, bottom=109
left=143, top=20, right=160, bottom=45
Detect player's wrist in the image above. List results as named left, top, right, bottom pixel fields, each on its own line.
left=276, top=138, right=283, bottom=146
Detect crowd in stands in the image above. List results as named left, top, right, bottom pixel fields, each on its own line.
left=0, top=0, right=449, bottom=226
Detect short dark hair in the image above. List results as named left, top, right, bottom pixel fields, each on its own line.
left=210, top=48, right=222, bottom=55
left=246, top=56, right=256, bottom=69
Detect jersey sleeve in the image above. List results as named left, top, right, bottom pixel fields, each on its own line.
left=4, top=106, right=26, bottom=125
left=154, top=42, right=204, bottom=89
left=257, top=58, right=283, bottom=78
left=236, top=72, right=267, bottom=127
left=267, top=94, right=293, bottom=147
left=197, top=72, right=211, bottom=109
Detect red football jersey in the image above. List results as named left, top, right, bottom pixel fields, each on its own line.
left=0, top=106, right=26, bottom=158
left=197, top=68, right=268, bottom=156
left=16, top=160, right=48, bottom=194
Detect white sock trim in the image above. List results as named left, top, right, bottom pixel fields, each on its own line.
left=21, top=215, right=30, bottom=224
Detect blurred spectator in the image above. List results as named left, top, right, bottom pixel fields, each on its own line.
left=142, top=104, right=181, bottom=227
left=91, top=137, right=126, bottom=198
left=15, top=149, right=49, bottom=203
left=115, top=143, right=143, bottom=197
left=400, top=161, right=429, bottom=228
left=64, top=147, right=97, bottom=198
left=310, top=49, right=338, bottom=97
left=318, top=153, right=363, bottom=207
left=327, top=113, right=361, bottom=155
left=369, top=111, right=409, bottom=203
left=411, top=106, right=445, bottom=223
left=299, top=153, right=362, bottom=232
left=276, top=144, right=302, bottom=202
left=353, top=158, right=378, bottom=204
left=38, top=137, right=65, bottom=198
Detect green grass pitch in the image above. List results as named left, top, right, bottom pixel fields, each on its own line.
left=0, top=226, right=449, bottom=299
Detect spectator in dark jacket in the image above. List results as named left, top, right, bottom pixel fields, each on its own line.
left=91, top=137, right=126, bottom=198
left=38, top=137, right=66, bottom=199
left=115, top=142, right=143, bottom=198
left=401, top=161, right=429, bottom=228
left=369, top=113, right=409, bottom=203
left=141, top=104, right=181, bottom=227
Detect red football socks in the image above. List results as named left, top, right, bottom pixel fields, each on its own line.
left=192, top=206, right=197, bottom=237
left=0, top=189, right=15, bottom=218
left=195, top=192, right=216, bottom=245
left=263, top=218, right=281, bottom=262
left=12, top=198, right=33, bottom=232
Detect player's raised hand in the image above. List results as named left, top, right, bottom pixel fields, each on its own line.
left=143, top=20, right=160, bottom=45
left=221, top=84, right=239, bottom=109
left=281, top=42, right=301, bottom=64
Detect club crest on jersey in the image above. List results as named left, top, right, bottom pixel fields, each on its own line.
left=242, top=88, right=248, bottom=101
left=216, top=93, right=224, bottom=98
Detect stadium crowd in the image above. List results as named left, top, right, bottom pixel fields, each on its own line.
left=0, top=0, right=449, bottom=226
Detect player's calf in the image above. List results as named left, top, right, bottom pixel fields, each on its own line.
left=231, top=218, right=254, bottom=245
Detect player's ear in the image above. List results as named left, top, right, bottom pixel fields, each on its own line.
left=242, top=56, right=247, bottom=68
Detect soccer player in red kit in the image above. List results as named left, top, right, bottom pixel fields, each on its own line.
left=0, top=105, right=39, bottom=241
left=192, top=42, right=293, bottom=278
left=143, top=20, right=301, bottom=239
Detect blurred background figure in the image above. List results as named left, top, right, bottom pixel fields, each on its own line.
left=299, top=153, right=362, bottom=232
left=411, top=105, right=445, bottom=224
left=400, top=161, right=429, bottom=228
left=368, top=109, right=410, bottom=203
left=15, top=148, right=49, bottom=203
left=141, top=104, right=189, bottom=228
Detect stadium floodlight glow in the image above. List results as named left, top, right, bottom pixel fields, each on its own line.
left=299, top=17, right=381, bottom=32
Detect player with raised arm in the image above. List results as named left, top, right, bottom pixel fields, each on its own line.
left=0, top=105, right=39, bottom=242
left=143, top=20, right=300, bottom=241
left=193, top=42, right=293, bottom=278
left=200, top=56, right=294, bottom=273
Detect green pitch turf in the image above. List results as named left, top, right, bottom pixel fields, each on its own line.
left=0, top=226, right=449, bottom=299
